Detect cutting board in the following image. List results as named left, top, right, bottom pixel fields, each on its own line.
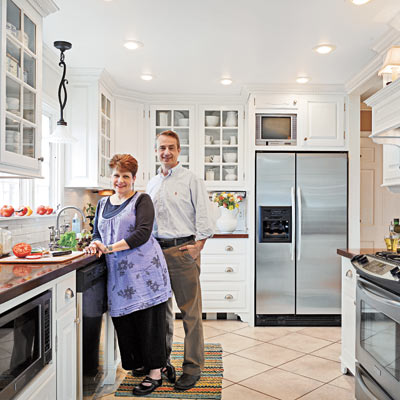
left=0, top=251, right=85, bottom=264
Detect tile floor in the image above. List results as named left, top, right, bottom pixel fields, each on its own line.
left=95, top=319, right=355, bottom=400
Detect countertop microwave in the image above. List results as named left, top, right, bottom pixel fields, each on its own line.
left=256, top=113, right=297, bottom=145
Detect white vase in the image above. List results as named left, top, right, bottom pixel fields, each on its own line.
left=225, top=111, right=238, bottom=127
left=216, top=207, right=238, bottom=233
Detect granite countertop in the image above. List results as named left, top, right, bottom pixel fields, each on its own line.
left=0, top=254, right=97, bottom=305
left=337, top=248, right=386, bottom=259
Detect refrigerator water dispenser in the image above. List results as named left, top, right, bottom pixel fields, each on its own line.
left=259, top=206, right=292, bottom=243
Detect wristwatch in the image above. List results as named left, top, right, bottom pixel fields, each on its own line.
left=106, top=244, right=113, bottom=253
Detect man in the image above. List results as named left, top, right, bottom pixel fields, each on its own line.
left=147, top=130, right=213, bottom=390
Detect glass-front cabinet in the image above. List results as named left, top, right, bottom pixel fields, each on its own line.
left=150, top=106, right=194, bottom=176
left=100, top=91, right=112, bottom=180
left=1, top=0, right=42, bottom=175
left=199, top=106, right=243, bottom=187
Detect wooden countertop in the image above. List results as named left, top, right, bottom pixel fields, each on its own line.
left=0, top=254, right=97, bottom=305
left=337, top=248, right=386, bottom=259
left=212, top=233, right=249, bottom=238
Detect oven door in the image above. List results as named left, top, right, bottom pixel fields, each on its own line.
left=356, top=277, right=400, bottom=400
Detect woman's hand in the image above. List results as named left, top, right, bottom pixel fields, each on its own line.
left=84, top=241, right=103, bottom=257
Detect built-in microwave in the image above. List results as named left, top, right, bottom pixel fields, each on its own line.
left=0, top=290, right=52, bottom=400
left=256, top=113, right=297, bottom=145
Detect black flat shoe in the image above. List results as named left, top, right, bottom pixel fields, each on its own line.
left=174, top=373, right=200, bottom=390
left=131, top=366, right=149, bottom=377
left=161, top=361, right=176, bottom=383
left=132, top=376, right=162, bottom=396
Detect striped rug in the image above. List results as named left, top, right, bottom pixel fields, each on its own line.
left=115, top=343, right=223, bottom=399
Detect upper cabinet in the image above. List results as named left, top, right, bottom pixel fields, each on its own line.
left=200, top=105, right=244, bottom=187
left=0, top=0, right=49, bottom=177
left=300, top=95, right=345, bottom=147
left=149, top=105, right=195, bottom=176
left=64, top=71, right=115, bottom=188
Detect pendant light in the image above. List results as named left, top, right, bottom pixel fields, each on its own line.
left=48, top=41, right=76, bottom=143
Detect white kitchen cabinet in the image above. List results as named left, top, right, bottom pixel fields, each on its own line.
left=340, top=256, right=356, bottom=376
left=16, top=367, right=56, bottom=400
left=300, top=95, right=345, bottom=147
left=114, top=99, right=147, bottom=189
left=199, top=105, right=244, bottom=187
left=0, top=0, right=56, bottom=177
left=253, top=93, right=300, bottom=110
left=55, top=271, right=76, bottom=400
left=64, top=70, right=115, bottom=188
left=149, top=105, right=195, bottom=176
left=382, top=144, right=400, bottom=187
left=200, top=238, right=248, bottom=317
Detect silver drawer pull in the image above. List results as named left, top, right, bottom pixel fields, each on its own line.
left=224, top=294, right=233, bottom=300
left=225, top=245, right=234, bottom=252
left=345, top=269, right=353, bottom=278
left=65, top=288, right=74, bottom=299
left=225, top=267, right=234, bottom=273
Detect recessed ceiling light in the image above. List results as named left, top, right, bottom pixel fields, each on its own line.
left=351, top=0, right=371, bottom=4
left=313, top=44, right=336, bottom=54
left=123, top=40, right=143, bottom=50
left=221, top=78, right=232, bottom=85
left=296, top=76, right=310, bottom=84
left=141, top=74, right=153, bottom=81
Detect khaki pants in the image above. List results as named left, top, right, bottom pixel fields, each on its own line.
left=162, top=243, right=204, bottom=376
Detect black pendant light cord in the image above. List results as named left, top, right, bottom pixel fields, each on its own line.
left=53, top=41, right=72, bottom=126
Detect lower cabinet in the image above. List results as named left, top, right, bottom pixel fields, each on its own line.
left=28, top=369, right=57, bottom=400
left=340, top=256, right=356, bottom=375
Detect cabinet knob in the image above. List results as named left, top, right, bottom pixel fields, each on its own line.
left=293, top=100, right=297, bottom=106
left=345, top=269, right=353, bottom=278
left=225, top=245, right=234, bottom=252
left=304, top=137, right=308, bottom=141
left=224, top=294, right=234, bottom=300
left=65, top=288, right=74, bottom=299
left=225, top=267, right=234, bottom=273
left=38, top=157, right=44, bottom=162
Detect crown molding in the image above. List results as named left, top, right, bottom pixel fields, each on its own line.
left=26, top=0, right=58, bottom=17
left=243, top=83, right=345, bottom=94
left=364, top=75, right=400, bottom=107
left=389, top=11, right=400, bottom=32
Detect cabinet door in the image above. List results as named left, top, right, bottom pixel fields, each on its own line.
left=115, top=99, right=147, bottom=189
left=254, top=94, right=299, bottom=110
left=150, top=106, right=195, bottom=177
left=301, top=95, right=345, bottom=147
left=382, top=144, right=400, bottom=185
left=56, top=306, right=76, bottom=400
left=0, top=0, right=42, bottom=176
left=199, top=105, right=244, bottom=187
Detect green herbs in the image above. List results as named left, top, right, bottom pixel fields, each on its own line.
left=57, top=231, right=77, bottom=251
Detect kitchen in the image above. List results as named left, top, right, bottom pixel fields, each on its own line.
left=1, top=0, right=400, bottom=399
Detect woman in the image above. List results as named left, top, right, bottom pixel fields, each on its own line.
left=85, top=154, right=172, bottom=396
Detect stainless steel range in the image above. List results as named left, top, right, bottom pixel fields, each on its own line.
left=351, top=253, right=400, bottom=400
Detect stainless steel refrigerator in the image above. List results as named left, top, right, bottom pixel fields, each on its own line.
left=255, top=152, right=347, bottom=325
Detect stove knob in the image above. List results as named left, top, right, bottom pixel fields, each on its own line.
left=359, top=255, right=369, bottom=265
left=390, top=267, right=400, bottom=276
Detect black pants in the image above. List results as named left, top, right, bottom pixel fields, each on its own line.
left=112, top=301, right=167, bottom=371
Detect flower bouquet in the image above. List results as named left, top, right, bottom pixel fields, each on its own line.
left=212, top=192, right=243, bottom=210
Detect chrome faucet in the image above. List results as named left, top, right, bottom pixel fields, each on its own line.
left=55, top=206, right=86, bottom=241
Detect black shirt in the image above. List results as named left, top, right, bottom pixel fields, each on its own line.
left=92, top=193, right=155, bottom=249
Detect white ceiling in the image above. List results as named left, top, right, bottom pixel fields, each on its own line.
left=42, top=0, right=400, bottom=95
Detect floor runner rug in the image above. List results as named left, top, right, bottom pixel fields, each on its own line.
left=115, top=343, right=223, bottom=399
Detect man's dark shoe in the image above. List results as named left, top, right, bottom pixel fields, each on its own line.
left=132, top=366, right=149, bottom=377
left=161, top=361, right=176, bottom=383
left=174, top=373, right=200, bottom=390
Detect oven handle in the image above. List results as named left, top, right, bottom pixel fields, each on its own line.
left=291, top=186, right=295, bottom=261
left=358, top=277, right=400, bottom=308
left=356, top=365, right=393, bottom=400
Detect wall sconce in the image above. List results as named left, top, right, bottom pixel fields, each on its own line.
left=48, top=41, right=76, bottom=143
left=378, top=46, right=400, bottom=86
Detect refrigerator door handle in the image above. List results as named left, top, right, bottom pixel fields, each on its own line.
left=297, top=186, right=302, bottom=261
left=291, top=186, right=295, bottom=261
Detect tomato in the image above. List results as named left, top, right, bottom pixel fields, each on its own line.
left=12, top=243, right=32, bottom=258
left=0, top=205, right=14, bottom=217
left=15, top=206, right=28, bottom=216
left=45, top=206, right=53, bottom=215
left=36, top=205, right=46, bottom=215
left=13, top=265, right=32, bottom=277
left=26, top=206, right=33, bottom=216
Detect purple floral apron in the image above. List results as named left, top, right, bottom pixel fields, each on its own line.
left=97, top=193, right=171, bottom=317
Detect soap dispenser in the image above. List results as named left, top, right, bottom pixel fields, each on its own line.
left=72, top=213, right=81, bottom=234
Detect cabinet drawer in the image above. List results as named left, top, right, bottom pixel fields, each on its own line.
left=201, top=282, right=246, bottom=310
left=200, top=255, right=245, bottom=281
left=56, top=272, right=76, bottom=314
left=203, top=238, right=246, bottom=255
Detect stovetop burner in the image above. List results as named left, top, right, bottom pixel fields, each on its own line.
left=375, top=251, right=400, bottom=262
